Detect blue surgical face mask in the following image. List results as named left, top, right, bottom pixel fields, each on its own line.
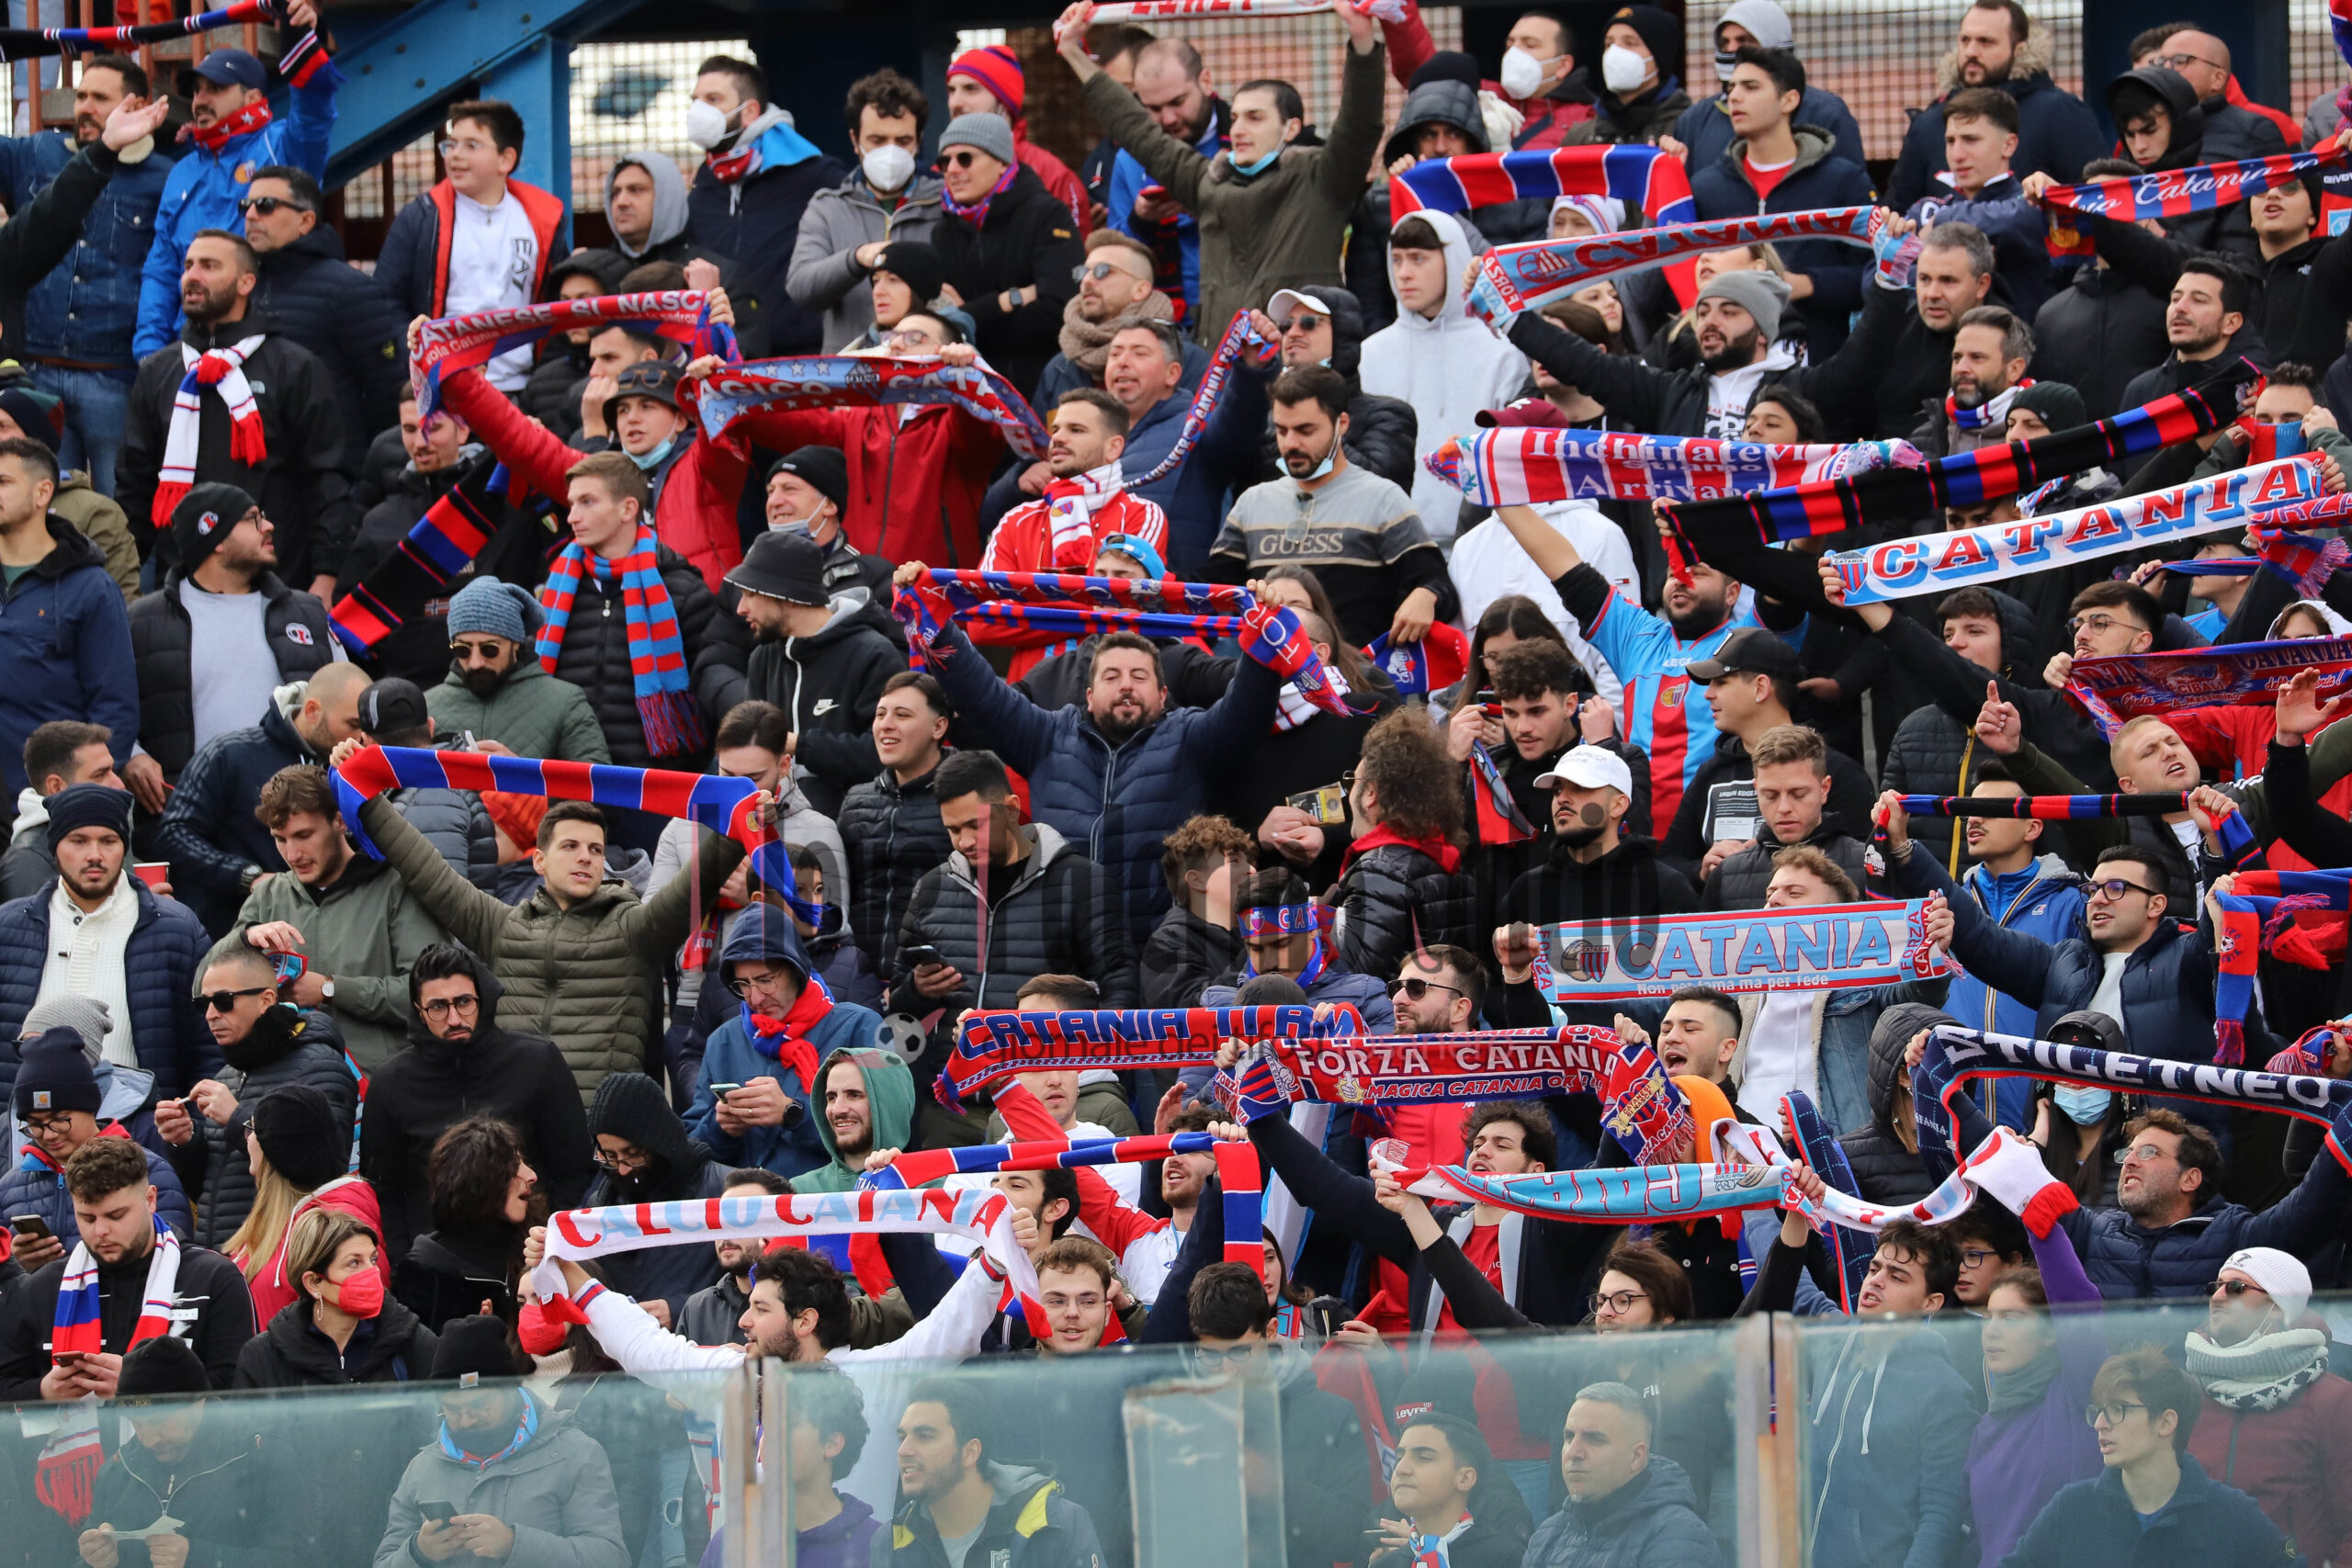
left=1302, top=432, right=1339, bottom=482
left=628, top=434, right=677, bottom=472
left=2053, top=1084, right=2113, bottom=1125
left=1232, top=144, right=1283, bottom=177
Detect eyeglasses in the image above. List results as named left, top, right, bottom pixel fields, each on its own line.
left=1339, top=766, right=1359, bottom=795
left=1189, top=1341, right=1262, bottom=1371
left=1591, top=1289, right=1649, bottom=1316
left=1274, top=314, right=1326, bottom=334
left=2086, top=877, right=2160, bottom=904
left=886, top=327, right=939, bottom=351
left=2065, top=613, right=2144, bottom=639
left=198, top=985, right=273, bottom=1014
left=2113, top=1142, right=2177, bottom=1166
left=418, top=995, right=480, bottom=1021
left=594, top=1145, right=651, bottom=1173
left=436, top=137, right=499, bottom=157
left=1959, top=1247, right=2000, bottom=1270
left=2153, top=51, right=2223, bottom=72
left=236, top=195, right=305, bottom=217
left=942, top=150, right=987, bottom=169
left=2206, top=1278, right=2267, bottom=1299
left=724, top=968, right=794, bottom=998
left=1071, top=261, right=1146, bottom=284
left=2085, top=1400, right=2148, bottom=1427
left=20, top=1111, right=77, bottom=1137
left=1391, top=976, right=1464, bottom=1002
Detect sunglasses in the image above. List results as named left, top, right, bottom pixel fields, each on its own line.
left=1275, top=313, right=1326, bottom=333
left=2206, top=1278, right=2268, bottom=1299
left=1391, top=976, right=1464, bottom=1002
left=942, top=150, right=989, bottom=169
left=236, top=195, right=303, bottom=217
left=1072, top=261, right=1146, bottom=283
left=199, top=984, right=273, bottom=1014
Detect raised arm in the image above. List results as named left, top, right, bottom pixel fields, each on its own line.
left=619, top=826, right=748, bottom=953
left=1245, top=1110, right=1417, bottom=1268
left=1313, top=27, right=1388, bottom=210
left=356, top=794, right=511, bottom=959
left=1507, top=311, right=1667, bottom=429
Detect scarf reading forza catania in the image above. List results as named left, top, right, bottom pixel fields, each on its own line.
left=1531, top=901, right=1951, bottom=1004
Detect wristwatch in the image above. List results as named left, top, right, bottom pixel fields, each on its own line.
left=320, top=977, right=335, bottom=1001
left=239, top=863, right=264, bottom=891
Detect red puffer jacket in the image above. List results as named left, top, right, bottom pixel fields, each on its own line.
left=2188, top=1370, right=2352, bottom=1568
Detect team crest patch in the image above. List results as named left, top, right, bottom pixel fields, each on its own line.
left=196, top=511, right=220, bottom=536
left=1662, top=683, right=1685, bottom=707
left=287, top=625, right=313, bottom=645
left=233, top=161, right=255, bottom=183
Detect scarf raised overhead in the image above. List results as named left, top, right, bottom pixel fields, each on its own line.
left=2064, top=637, right=2352, bottom=734
left=1426, top=426, right=1925, bottom=509
left=1122, top=310, right=1276, bottom=486
left=1528, top=900, right=1952, bottom=1003
left=326, top=451, right=517, bottom=655
left=411, top=291, right=734, bottom=422
left=152, top=333, right=266, bottom=530
left=2159, top=522, right=2350, bottom=599
left=537, top=525, right=705, bottom=758
left=2215, top=870, right=2352, bottom=1064
left=1465, top=207, right=1880, bottom=329
left=2042, top=143, right=2352, bottom=258
left=1391, top=145, right=1695, bottom=225
left=937, top=1003, right=1368, bottom=1110
left=0, top=0, right=280, bottom=62
left=695, top=354, right=1049, bottom=460
left=1082, top=0, right=1406, bottom=18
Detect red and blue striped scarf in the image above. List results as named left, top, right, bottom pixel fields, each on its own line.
left=1391, top=145, right=1695, bottom=225
left=2216, top=869, right=2352, bottom=1064
left=1124, top=310, right=1275, bottom=486
left=941, top=159, right=1018, bottom=228
left=2064, top=637, right=2352, bottom=737
left=2044, top=143, right=2351, bottom=258
left=2158, top=518, right=2349, bottom=599
left=38, top=1215, right=180, bottom=1521
left=412, top=291, right=734, bottom=422
left=694, top=354, right=1049, bottom=460
left=1897, top=792, right=2259, bottom=869
left=0, top=0, right=263, bottom=59
left=537, top=525, right=705, bottom=759
left=938, top=1003, right=1364, bottom=1111
left=327, top=452, right=516, bottom=655
left=1466, top=207, right=1880, bottom=328
left=1427, top=425, right=1923, bottom=509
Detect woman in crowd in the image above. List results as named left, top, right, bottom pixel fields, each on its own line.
left=226, top=1084, right=388, bottom=1325
left=392, top=1115, right=541, bottom=1331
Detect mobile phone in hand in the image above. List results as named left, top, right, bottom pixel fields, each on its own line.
left=420, top=1503, right=455, bottom=1526
left=902, top=944, right=945, bottom=969
left=10, top=1213, right=50, bottom=1241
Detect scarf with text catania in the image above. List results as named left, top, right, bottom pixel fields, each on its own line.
left=2043, top=143, right=2352, bottom=258
left=1426, top=426, right=1926, bottom=508
left=1822, top=456, right=2352, bottom=606
left=411, top=292, right=735, bottom=423
left=326, top=450, right=518, bottom=655
left=1661, top=369, right=2250, bottom=581
left=937, top=1003, right=1366, bottom=1110
left=2062, top=637, right=2352, bottom=736
left=1464, top=207, right=1881, bottom=329
left=1913, top=1025, right=2352, bottom=1173
left=37, top=1217, right=181, bottom=1522
left=330, top=744, right=824, bottom=928
left=868, top=1134, right=1266, bottom=1277
left=537, top=525, right=704, bottom=758
left=1530, top=900, right=1952, bottom=1003
left=1391, top=145, right=1696, bottom=224
left=694, top=354, right=1049, bottom=460
left=2158, top=523, right=2350, bottom=599
left=530, top=1186, right=1046, bottom=1333
left=2215, top=870, right=2352, bottom=1064
left=152, top=333, right=266, bottom=530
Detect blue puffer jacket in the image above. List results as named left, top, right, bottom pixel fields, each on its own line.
left=133, top=68, right=338, bottom=356
left=684, top=908, right=887, bottom=1180
left=0, top=129, right=173, bottom=367
left=923, top=618, right=1281, bottom=945
left=0, top=1133, right=192, bottom=1245
left=0, top=518, right=138, bottom=801
left=0, top=875, right=214, bottom=1101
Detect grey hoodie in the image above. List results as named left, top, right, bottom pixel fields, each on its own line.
left=609, top=149, right=692, bottom=257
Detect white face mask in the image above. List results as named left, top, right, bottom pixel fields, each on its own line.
left=863, top=143, right=916, bottom=193
left=1498, top=46, right=1549, bottom=100
left=1601, top=44, right=1650, bottom=94
left=685, top=99, right=735, bottom=152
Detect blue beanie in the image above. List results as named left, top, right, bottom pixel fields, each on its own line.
left=446, top=577, right=542, bottom=645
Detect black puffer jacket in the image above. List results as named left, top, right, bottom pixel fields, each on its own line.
left=719, top=598, right=901, bottom=817
left=1877, top=589, right=2042, bottom=866
left=836, top=762, right=952, bottom=977
left=932, top=164, right=1085, bottom=398
left=128, top=569, right=335, bottom=781
left=1140, top=904, right=1245, bottom=1008
left=580, top=1070, right=727, bottom=1322
left=1246, top=287, right=1419, bottom=491
left=891, top=825, right=1140, bottom=1074
left=153, top=683, right=323, bottom=935
left=2033, top=265, right=2171, bottom=421
left=1330, top=840, right=1476, bottom=982
left=1835, top=1000, right=1948, bottom=1205
left=1702, top=822, right=1880, bottom=911
left=249, top=222, right=409, bottom=459
left=184, top=1006, right=357, bottom=1247
left=232, top=1296, right=439, bottom=1564
left=545, top=541, right=748, bottom=768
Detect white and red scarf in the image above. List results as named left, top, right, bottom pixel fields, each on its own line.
left=152, top=333, right=267, bottom=529
left=36, top=1217, right=181, bottom=1523
left=1044, top=458, right=1125, bottom=567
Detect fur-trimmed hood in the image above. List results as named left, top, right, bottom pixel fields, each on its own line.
left=1937, top=20, right=2059, bottom=96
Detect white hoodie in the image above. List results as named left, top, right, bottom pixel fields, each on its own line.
left=1359, top=209, right=1532, bottom=546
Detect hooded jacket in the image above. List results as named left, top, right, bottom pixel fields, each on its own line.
left=2098, top=68, right=2258, bottom=258
left=1689, top=125, right=1878, bottom=355
left=1359, top=209, right=1532, bottom=544
left=932, top=164, right=1086, bottom=399
left=686, top=117, right=847, bottom=356
left=0, top=868, right=211, bottom=1097
left=1673, top=77, right=1865, bottom=169
left=878, top=1459, right=1108, bottom=1568
left=791, top=1043, right=917, bottom=1194
left=1874, top=588, right=2044, bottom=865
left=1797, top=1322, right=1976, bottom=1568
left=684, top=908, right=888, bottom=1181
left=1996, top=1451, right=2296, bottom=1568
left=836, top=761, right=952, bottom=979
left=1521, top=1455, right=1719, bottom=1568
left=1138, top=902, right=1245, bottom=1008
left=120, top=311, right=361, bottom=581
left=582, top=1070, right=729, bottom=1320
left=182, top=1005, right=358, bottom=1247
left=725, top=591, right=899, bottom=816
left=1243, top=285, right=1419, bottom=491
left=1329, top=836, right=1477, bottom=982
left=575, top=150, right=768, bottom=358
left=425, top=658, right=612, bottom=766
left=0, top=514, right=139, bottom=802
left=376, top=1393, right=630, bottom=1568
left=250, top=220, right=411, bottom=457
left=360, top=951, right=592, bottom=1258
left=1833, top=1000, right=1943, bottom=1203
left=1885, top=25, right=2107, bottom=210
left=128, top=567, right=337, bottom=785
left=214, top=852, right=449, bottom=1071
left=357, top=791, right=745, bottom=1105
left=786, top=170, right=948, bottom=353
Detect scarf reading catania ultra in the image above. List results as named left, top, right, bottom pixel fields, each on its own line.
left=937, top=1003, right=1367, bottom=1109
left=1389, top=145, right=1696, bottom=225
left=2042, top=143, right=2352, bottom=258
left=2063, top=637, right=2352, bottom=738
left=1424, top=426, right=1925, bottom=509
left=694, top=354, right=1050, bottom=459
left=326, top=450, right=516, bottom=655
left=1465, top=207, right=1881, bottom=329
left=330, top=744, right=825, bottom=929
left=411, top=292, right=735, bottom=423
left=1913, top=1025, right=2352, bottom=1169
left=37, top=1217, right=180, bottom=1522
left=152, top=333, right=268, bottom=529
left=537, top=526, right=705, bottom=758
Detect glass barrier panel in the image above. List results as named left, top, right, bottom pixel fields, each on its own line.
left=4, top=1365, right=735, bottom=1568
left=1786, top=1286, right=2352, bottom=1568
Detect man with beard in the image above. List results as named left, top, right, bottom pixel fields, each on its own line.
left=120, top=231, right=358, bottom=595
left=1884, top=0, right=2103, bottom=210
left=581, top=1071, right=730, bottom=1325
left=1487, top=500, right=1791, bottom=832
left=681, top=1168, right=792, bottom=1345
left=1914, top=305, right=2036, bottom=458
left=899, top=558, right=1282, bottom=945
left=1381, top=945, right=1487, bottom=1168
left=718, top=529, right=898, bottom=816
left=881, top=1378, right=1112, bottom=1568
left=792, top=1045, right=920, bottom=1196
left=2116, top=257, right=2264, bottom=419
left=424, top=576, right=609, bottom=764
left=2183, top=1247, right=2352, bottom=1563
left=1107, top=39, right=1228, bottom=321
left=361, top=942, right=589, bottom=1258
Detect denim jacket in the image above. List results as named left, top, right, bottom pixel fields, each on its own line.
left=0, top=130, right=170, bottom=371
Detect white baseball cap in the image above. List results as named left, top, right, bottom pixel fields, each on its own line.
left=1533, top=745, right=1633, bottom=796
left=1266, top=288, right=1335, bottom=322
